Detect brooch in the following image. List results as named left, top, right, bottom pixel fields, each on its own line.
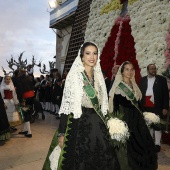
left=123, top=87, right=128, bottom=93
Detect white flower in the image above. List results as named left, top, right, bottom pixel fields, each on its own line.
left=143, top=112, right=160, bottom=126
left=129, top=1, right=170, bottom=76
left=84, top=0, right=120, bottom=52
left=107, top=118, right=130, bottom=143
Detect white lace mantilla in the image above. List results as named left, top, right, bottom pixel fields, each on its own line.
left=82, top=92, right=93, bottom=108
left=59, top=69, right=84, bottom=118
left=59, top=70, right=108, bottom=118
left=59, top=43, right=108, bottom=118
left=109, top=62, right=142, bottom=113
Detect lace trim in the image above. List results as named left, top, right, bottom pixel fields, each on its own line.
left=59, top=72, right=108, bottom=117
left=49, top=145, right=61, bottom=170
left=59, top=71, right=84, bottom=118
left=82, top=92, right=93, bottom=108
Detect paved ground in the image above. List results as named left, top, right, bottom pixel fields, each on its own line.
left=0, top=111, right=170, bottom=170
left=0, top=111, right=58, bottom=170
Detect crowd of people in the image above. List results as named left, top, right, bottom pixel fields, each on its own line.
left=0, top=66, right=68, bottom=141
left=34, top=69, right=67, bottom=118
left=0, top=41, right=169, bottom=170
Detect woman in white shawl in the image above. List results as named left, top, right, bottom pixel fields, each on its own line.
left=0, top=75, right=21, bottom=129
left=43, top=42, right=120, bottom=170
left=109, top=61, right=157, bottom=170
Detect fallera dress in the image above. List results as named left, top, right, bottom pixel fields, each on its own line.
left=43, top=79, right=120, bottom=170
left=113, top=81, right=157, bottom=170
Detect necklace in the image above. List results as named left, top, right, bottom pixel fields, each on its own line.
left=123, top=80, right=132, bottom=87
left=84, top=70, right=95, bottom=87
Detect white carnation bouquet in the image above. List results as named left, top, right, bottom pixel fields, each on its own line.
left=106, top=111, right=130, bottom=148
left=143, top=112, right=161, bottom=127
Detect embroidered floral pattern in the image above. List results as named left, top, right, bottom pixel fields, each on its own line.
left=61, top=108, right=119, bottom=170
left=84, top=0, right=120, bottom=52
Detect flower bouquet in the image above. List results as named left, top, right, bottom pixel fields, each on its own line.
left=143, top=112, right=162, bottom=128
left=106, top=111, right=130, bottom=148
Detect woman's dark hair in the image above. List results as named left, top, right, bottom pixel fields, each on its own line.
left=80, top=42, right=98, bottom=59
left=121, top=61, right=133, bottom=73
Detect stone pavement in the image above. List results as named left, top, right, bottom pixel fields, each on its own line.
left=0, top=111, right=170, bottom=170
left=0, top=111, right=58, bottom=170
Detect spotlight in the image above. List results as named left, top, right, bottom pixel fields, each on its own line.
left=48, top=0, right=59, bottom=9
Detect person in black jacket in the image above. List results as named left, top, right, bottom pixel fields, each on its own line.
left=18, top=69, right=35, bottom=138
left=38, top=75, right=46, bottom=110
left=54, top=78, right=63, bottom=119
left=50, top=72, right=60, bottom=114
left=139, top=64, right=169, bottom=152
left=44, top=75, right=52, bottom=112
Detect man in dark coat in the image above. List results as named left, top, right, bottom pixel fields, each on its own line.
left=38, top=75, right=46, bottom=110
left=18, top=69, right=35, bottom=138
left=139, top=64, right=169, bottom=152
left=50, top=70, right=60, bottom=114
left=54, top=78, right=63, bottom=119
